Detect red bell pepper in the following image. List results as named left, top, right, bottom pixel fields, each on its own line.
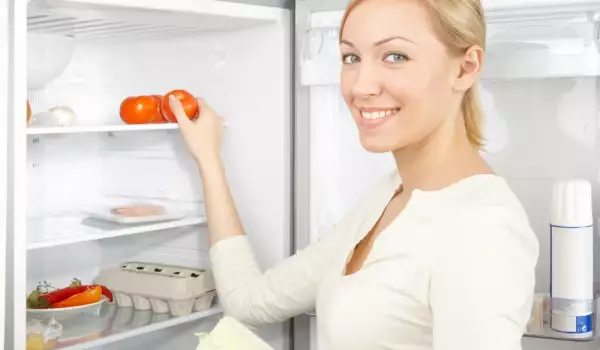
left=40, top=285, right=94, bottom=306
left=40, top=284, right=113, bottom=306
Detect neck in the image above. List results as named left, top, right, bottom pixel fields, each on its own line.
left=392, top=118, right=491, bottom=193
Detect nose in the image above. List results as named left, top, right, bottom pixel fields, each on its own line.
left=351, top=63, right=382, bottom=99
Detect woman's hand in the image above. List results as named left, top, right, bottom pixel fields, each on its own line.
left=169, top=95, right=225, bottom=170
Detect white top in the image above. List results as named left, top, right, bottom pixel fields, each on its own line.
left=210, top=172, right=539, bottom=350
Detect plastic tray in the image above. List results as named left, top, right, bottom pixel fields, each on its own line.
left=27, top=296, right=109, bottom=320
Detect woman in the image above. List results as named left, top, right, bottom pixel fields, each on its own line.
left=171, top=0, right=539, bottom=349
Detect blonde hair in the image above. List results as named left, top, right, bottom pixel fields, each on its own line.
left=339, top=0, right=486, bottom=149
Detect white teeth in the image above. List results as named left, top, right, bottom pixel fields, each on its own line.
left=361, top=109, right=399, bottom=119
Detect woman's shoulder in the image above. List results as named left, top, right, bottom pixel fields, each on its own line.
left=430, top=174, right=539, bottom=255
left=414, top=174, right=529, bottom=220
left=448, top=174, right=529, bottom=221
left=358, top=172, right=533, bottom=229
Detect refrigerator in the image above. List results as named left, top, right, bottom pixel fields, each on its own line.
left=2, top=0, right=600, bottom=349
left=295, top=1, right=600, bottom=350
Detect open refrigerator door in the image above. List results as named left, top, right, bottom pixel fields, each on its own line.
left=0, top=1, right=9, bottom=349
left=295, top=1, right=600, bottom=350
left=6, top=0, right=292, bottom=349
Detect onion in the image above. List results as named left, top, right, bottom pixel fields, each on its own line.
left=49, top=106, right=77, bottom=126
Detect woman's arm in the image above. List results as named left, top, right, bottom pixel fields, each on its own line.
left=210, top=229, right=343, bottom=326
left=430, top=207, right=539, bottom=350
left=170, top=95, right=243, bottom=245
left=197, top=159, right=244, bottom=245
left=171, top=96, right=376, bottom=326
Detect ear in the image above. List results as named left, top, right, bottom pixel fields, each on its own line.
left=454, top=45, right=484, bottom=92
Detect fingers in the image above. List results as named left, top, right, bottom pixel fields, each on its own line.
left=169, top=95, right=192, bottom=126
left=196, top=97, right=226, bottom=126
left=196, top=97, right=214, bottom=117
left=171, top=95, right=223, bottom=127
left=196, top=97, right=208, bottom=109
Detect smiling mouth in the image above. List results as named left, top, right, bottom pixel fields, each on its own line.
left=360, top=108, right=400, bottom=120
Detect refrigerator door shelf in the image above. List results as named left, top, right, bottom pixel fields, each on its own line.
left=303, top=3, right=600, bottom=83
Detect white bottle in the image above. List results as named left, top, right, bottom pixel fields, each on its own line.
left=550, top=179, right=594, bottom=335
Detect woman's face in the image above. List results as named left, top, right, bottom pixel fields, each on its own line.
left=340, top=0, right=478, bottom=153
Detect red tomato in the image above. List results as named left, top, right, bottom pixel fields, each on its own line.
left=151, top=95, right=168, bottom=123
left=120, top=96, right=163, bottom=124
left=160, top=90, right=198, bottom=123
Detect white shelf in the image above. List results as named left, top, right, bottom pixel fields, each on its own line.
left=53, top=304, right=223, bottom=349
left=26, top=123, right=180, bottom=135
left=27, top=215, right=207, bottom=250
left=308, top=1, right=600, bottom=28
left=304, top=2, right=600, bottom=83
left=28, top=0, right=286, bottom=40
left=483, top=0, right=600, bottom=22
left=27, top=121, right=229, bottom=135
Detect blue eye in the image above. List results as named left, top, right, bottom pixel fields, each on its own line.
left=384, top=53, right=408, bottom=63
left=342, top=54, right=360, bottom=64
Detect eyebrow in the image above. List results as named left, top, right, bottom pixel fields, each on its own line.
left=340, top=36, right=416, bottom=47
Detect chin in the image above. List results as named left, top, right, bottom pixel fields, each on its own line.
left=358, top=136, right=397, bottom=154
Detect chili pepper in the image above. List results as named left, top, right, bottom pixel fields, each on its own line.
left=52, top=286, right=102, bottom=308
left=39, top=285, right=95, bottom=307
left=99, top=285, right=113, bottom=302
left=41, top=284, right=112, bottom=306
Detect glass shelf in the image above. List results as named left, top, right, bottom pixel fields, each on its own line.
left=27, top=214, right=207, bottom=250
left=524, top=291, right=599, bottom=342
left=28, top=303, right=223, bottom=349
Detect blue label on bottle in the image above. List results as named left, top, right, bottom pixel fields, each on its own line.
left=576, top=314, right=593, bottom=333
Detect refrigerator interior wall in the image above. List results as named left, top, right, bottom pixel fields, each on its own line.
left=8, top=1, right=292, bottom=349
left=301, top=3, right=600, bottom=349
left=482, top=77, right=600, bottom=288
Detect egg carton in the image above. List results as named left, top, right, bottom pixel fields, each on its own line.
left=95, top=262, right=216, bottom=317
